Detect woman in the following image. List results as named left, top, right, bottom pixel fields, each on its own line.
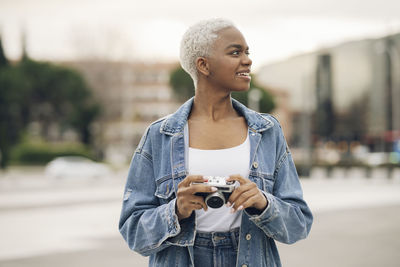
left=119, top=18, right=313, bottom=267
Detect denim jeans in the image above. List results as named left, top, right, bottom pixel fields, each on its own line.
left=194, top=228, right=240, bottom=267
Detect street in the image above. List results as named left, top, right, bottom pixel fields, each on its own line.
left=0, top=167, right=399, bottom=267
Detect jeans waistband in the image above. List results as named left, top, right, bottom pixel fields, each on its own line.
left=194, top=228, right=240, bottom=249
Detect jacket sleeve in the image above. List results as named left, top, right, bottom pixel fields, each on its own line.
left=245, top=124, right=313, bottom=244
left=118, top=128, right=195, bottom=256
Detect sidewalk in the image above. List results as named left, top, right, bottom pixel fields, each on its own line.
left=1, top=167, right=400, bottom=266
left=1, top=166, right=399, bottom=213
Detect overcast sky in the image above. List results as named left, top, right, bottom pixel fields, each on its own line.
left=1, top=0, right=400, bottom=70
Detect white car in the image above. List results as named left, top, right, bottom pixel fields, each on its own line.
left=45, top=156, right=111, bottom=179
left=363, top=152, right=389, bottom=166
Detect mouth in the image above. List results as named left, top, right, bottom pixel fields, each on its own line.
left=236, top=71, right=251, bottom=81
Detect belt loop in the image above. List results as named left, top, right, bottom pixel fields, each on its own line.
left=230, top=228, right=239, bottom=251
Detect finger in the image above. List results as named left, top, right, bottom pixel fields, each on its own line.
left=179, top=175, right=204, bottom=187
left=188, top=195, right=209, bottom=211
left=196, top=199, right=208, bottom=211
left=230, top=188, right=255, bottom=210
left=177, top=201, right=202, bottom=217
left=231, top=195, right=259, bottom=212
left=227, top=174, right=248, bottom=185
left=178, top=195, right=208, bottom=212
left=187, top=200, right=207, bottom=212
left=227, top=183, right=254, bottom=206
left=189, top=184, right=218, bottom=194
left=189, top=202, right=204, bottom=211
left=191, top=195, right=208, bottom=206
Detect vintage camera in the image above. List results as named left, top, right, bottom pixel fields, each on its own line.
left=194, top=176, right=235, bottom=208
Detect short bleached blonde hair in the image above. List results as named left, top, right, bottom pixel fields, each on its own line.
left=179, top=18, right=235, bottom=86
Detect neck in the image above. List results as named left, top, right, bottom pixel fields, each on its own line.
left=190, top=89, right=238, bottom=122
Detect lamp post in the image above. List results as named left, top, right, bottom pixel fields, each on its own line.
left=388, top=41, right=400, bottom=163
left=248, top=88, right=262, bottom=112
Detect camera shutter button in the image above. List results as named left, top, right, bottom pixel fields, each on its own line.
left=252, top=162, right=258, bottom=169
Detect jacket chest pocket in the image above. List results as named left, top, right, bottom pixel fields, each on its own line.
left=155, top=175, right=183, bottom=204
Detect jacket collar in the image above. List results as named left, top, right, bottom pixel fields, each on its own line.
left=160, top=97, right=274, bottom=136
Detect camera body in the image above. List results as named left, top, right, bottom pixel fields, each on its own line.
left=194, top=176, right=235, bottom=209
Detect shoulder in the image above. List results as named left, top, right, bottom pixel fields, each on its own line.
left=259, top=113, right=284, bottom=132
left=259, top=113, right=279, bottom=124
left=148, top=114, right=172, bottom=132
left=257, top=113, right=289, bottom=151
left=136, top=114, right=172, bottom=152
left=260, top=113, right=291, bottom=154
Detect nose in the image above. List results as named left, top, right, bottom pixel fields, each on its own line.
left=242, top=53, right=252, bottom=66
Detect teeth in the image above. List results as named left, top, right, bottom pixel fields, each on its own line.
left=237, top=72, right=249, bottom=76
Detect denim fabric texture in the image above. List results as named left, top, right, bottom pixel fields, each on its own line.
left=194, top=228, right=240, bottom=267
left=119, top=97, right=313, bottom=267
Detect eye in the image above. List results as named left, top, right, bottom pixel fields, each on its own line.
left=231, top=51, right=240, bottom=56
left=245, top=50, right=250, bottom=55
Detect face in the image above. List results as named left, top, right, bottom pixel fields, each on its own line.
left=205, top=27, right=252, bottom=92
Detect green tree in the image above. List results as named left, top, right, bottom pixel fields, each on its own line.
left=0, top=55, right=101, bottom=168
left=231, top=78, right=275, bottom=114
left=17, top=58, right=101, bottom=144
left=0, top=35, right=25, bottom=168
left=0, top=66, right=27, bottom=168
left=169, top=66, right=275, bottom=113
left=0, top=35, right=8, bottom=68
left=169, top=66, right=195, bottom=101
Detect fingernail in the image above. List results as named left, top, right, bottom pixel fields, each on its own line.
left=237, top=205, right=244, bottom=211
left=226, top=201, right=231, bottom=207
left=211, top=186, right=218, bottom=192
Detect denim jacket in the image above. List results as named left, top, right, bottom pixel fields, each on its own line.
left=119, top=97, right=313, bottom=267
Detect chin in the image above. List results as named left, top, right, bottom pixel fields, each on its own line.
left=231, top=85, right=250, bottom=92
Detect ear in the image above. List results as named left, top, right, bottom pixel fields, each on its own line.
left=195, top=57, right=210, bottom=77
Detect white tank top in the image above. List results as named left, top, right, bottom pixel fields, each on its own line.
left=188, top=131, right=250, bottom=232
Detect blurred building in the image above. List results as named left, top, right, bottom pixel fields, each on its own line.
left=266, top=87, right=293, bottom=142
left=62, top=60, right=181, bottom=164
left=257, top=32, right=400, bottom=153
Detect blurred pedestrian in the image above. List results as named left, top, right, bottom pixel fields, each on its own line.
left=119, top=18, right=313, bottom=267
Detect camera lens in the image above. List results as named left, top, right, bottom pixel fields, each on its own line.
left=205, top=192, right=225, bottom=208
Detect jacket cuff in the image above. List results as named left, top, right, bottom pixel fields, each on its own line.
left=246, top=191, right=278, bottom=224
left=165, top=198, right=196, bottom=246
left=165, top=198, right=181, bottom=235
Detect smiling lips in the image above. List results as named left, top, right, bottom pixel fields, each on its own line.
left=236, top=71, right=251, bottom=81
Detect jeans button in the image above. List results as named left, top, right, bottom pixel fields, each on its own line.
left=252, top=162, right=258, bottom=168
left=241, top=264, right=248, bottom=267
left=245, top=234, right=252, bottom=240
left=213, top=236, right=225, bottom=241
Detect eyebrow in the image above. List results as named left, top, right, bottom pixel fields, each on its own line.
left=225, top=44, right=249, bottom=50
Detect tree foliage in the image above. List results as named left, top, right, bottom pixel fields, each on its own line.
left=0, top=36, right=8, bottom=68
left=231, top=78, right=275, bottom=114
left=17, top=59, right=101, bottom=143
left=169, top=66, right=275, bottom=113
left=0, top=65, right=26, bottom=168
left=169, top=66, right=195, bottom=101
left=0, top=48, right=100, bottom=168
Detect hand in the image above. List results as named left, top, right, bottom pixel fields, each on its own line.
left=175, top=175, right=217, bottom=220
left=226, top=175, right=268, bottom=213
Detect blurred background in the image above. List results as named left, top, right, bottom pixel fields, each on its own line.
left=0, top=0, right=399, bottom=266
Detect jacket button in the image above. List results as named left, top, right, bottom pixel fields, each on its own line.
left=245, top=234, right=252, bottom=240
left=241, top=264, right=248, bottom=267
left=252, top=162, right=258, bottom=168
